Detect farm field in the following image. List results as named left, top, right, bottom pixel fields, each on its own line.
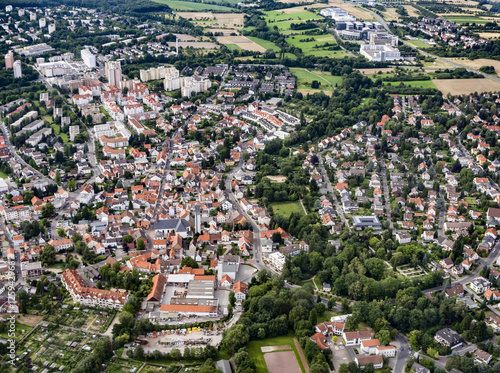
left=269, top=201, right=305, bottom=218
left=433, top=78, right=500, bottom=95
left=216, top=35, right=265, bottom=51
left=445, top=57, right=500, bottom=71
left=287, top=34, right=336, bottom=53
left=264, top=9, right=323, bottom=23
left=478, top=32, right=500, bottom=39
left=246, top=36, right=281, bottom=51
left=327, top=0, right=373, bottom=20
left=381, top=7, right=400, bottom=21
left=247, top=332, right=306, bottom=373
left=177, top=12, right=245, bottom=28
left=153, top=0, right=234, bottom=11
left=167, top=41, right=219, bottom=49
left=403, top=5, right=419, bottom=17
left=356, top=67, right=394, bottom=75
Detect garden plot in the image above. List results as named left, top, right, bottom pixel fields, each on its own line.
left=397, top=264, right=426, bottom=278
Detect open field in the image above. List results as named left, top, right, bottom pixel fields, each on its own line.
left=216, top=35, right=266, bottom=52
left=327, top=0, right=373, bottom=20
left=287, top=33, right=337, bottom=54
left=278, top=0, right=316, bottom=3
left=247, top=333, right=306, bottom=373
left=445, top=58, right=500, bottom=71
left=444, top=15, right=489, bottom=24
left=291, top=68, right=343, bottom=91
left=172, top=33, right=197, bottom=41
left=384, top=80, right=437, bottom=89
left=14, top=314, right=44, bottom=327
left=403, top=5, right=419, bottom=17
left=154, top=0, right=234, bottom=11
left=422, top=59, right=454, bottom=70
left=246, top=36, right=281, bottom=51
left=356, top=67, right=394, bottom=75
left=208, top=28, right=234, bottom=36
left=382, top=7, right=400, bottom=21
left=178, top=12, right=245, bottom=28
left=269, top=201, right=305, bottom=218
left=267, top=175, right=287, bottom=183
left=406, top=40, right=433, bottom=49
left=433, top=78, right=500, bottom=95
left=298, top=88, right=332, bottom=96
left=167, top=41, right=219, bottom=49
left=478, top=32, right=500, bottom=39
left=264, top=351, right=302, bottom=373
left=264, top=9, right=323, bottom=22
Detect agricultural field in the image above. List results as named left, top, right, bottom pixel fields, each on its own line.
left=287, top=34, right=337, bottom=53
left=153, top=0, right=234, bottom=11
left=478, top=32, right=500, bottom=39
left=403, top=5, right=420, bottom=17
left=445, top=57, right=500, bottom=72
left=433, top=78, right=500, bottom=95
left=178, top=12, right=245, bottom=28
left=381, top=7, right=401, bottom=21
left=327, top=0, right=374, bottom=20
left=356, top=67, right=394, bottom=75
left=269, top=201, right=305, bottom=218
left=247, top=332, right=307, bottom=373
left=246, top=36, right=281, bottom=51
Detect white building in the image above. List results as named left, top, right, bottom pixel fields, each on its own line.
left=269, top=251, right=285, bottom=271
left=141, top=66, right=178, bottom=82
left=360, top=44, right=402, bottom=62
left=48, top=24, right=56, bottom=34
left=39, top=18, right=46, bottom=28
left=13, top=60, right=22, bottom=78
left=81, top=49, right=96, bottom=68
left=105, top=61, right=122, bottom=87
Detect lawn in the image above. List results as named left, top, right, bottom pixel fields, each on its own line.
left=0, top=171, right=8, bottom=179
left=444, top=16, right=488, bottom=24
left=269, top=201, right=305, bottom=218
left=246, top=36, right=281, bottom=51
left=264, top=9, right=322, bottom=22
left=287, top=33, right=341, bottom=56
left=42, top=114, right=53, bottom=123
left=0, top=322, right=33, bottom=342
left=247, top=332, right=306, bottom=373
left=50, top=123, right=69, bottom=143
left=383, top=80, right=437, bottom=89
left=153, top=0, right=234, bottom=11
left=291, top=68, right=343, bottom=91
left=406, top=39, right=432, bottom=49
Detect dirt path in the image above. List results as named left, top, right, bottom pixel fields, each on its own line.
left=299, top=198, right=308, bottom=215
left=293, top=337, right=310, bottom=373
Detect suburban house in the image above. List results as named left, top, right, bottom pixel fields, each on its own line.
left=470, top=277, right=491, bottom=293
left=434, top=328, right=463, bottom=349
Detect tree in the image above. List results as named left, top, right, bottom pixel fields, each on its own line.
left=229, top=291, right=236, bottom=307
left=41, top=202, right=55, bottom=218
left=41, top=244, right=56, bottom=265
left=375, top=329, right=392, bottom=345
left=181, top=257, right=199, bottom=269
left=57, top=228, right=66, bottom=238
left=133, top=345, right=144, bottom=360
left=55, top=171, right=61, bottom=184
left=223, top=324, right=249, bottom=354
left=136, top=238, right=145, bottom=251
left=123, top=235, right=133, bottom=243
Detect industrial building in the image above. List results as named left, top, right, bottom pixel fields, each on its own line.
left=359, top=44, right=402, bottom=62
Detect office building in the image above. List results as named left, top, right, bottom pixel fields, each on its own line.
left=13, top=60, right=22, bottom=78
left=5, top=51, right=14, bottom=69
left=360, top=44, right=401, bottom=62
left=81, top=49, right=96, bottom=68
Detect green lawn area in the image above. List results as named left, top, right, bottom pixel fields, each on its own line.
left=291, top=68, right=343, bottom=91
left=247, top=332, right=306, bottom=373
left=264, top=9, right=322, bottom=22
left=224, top=44, right=243, bottom=51
left=0, top=322, right=33, bottom=342
left=464, top=197, right=477, bottom=206
left=406, top=39, right=432, bottom=49
left=50, top=123, right=69, bottom=143
left=445, top=16, right=489, bottom=24
left=383, top=80, right=437, bottom=89
left=153, top=0, right=234, bottom=11
left=0, top=171, right=8, bottom=179
left=269, top=201, right=305, bottom=218
left=42, top=115, right=53, bottom=123
left=287, top=33, right=342, bottom=57
left=246, top=36, right=281, bottom=51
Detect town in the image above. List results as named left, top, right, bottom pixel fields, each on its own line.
left=3, top=0, right=500, bottom=373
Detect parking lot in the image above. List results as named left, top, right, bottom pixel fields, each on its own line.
left=139, top=329, right=224, bottom=355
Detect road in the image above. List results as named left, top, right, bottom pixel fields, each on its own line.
left=317, top=152, right=351, bottom=232
left=380, top=164, right=394, bottom=230
left=392, top=333, right=410, bottom=373
left=224, top=145, right=265, bottom=272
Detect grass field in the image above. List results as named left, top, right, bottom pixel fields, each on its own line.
left=287, top=33, right=341, bottom=57
left=247, top=332, right=306, bottom=373
left=444, top=15, right=488, bottom=24
left=246, top=36, right=281, bottom=51
left=291, top=68, right=343, bottom=92
left=384, top=80, right=437, bottom=89
left=50, top=123, right=69, bottom=143
left=264, top=9, right=322, bottom=22
left=153, top=0, right=234, bottom=11
left=406, top=40, right=433, bottom=49
left=269, top=201, right=305, bottom=218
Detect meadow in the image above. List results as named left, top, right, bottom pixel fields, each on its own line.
left=153, top=0, right=234, bottom=12
left=269, top=200, right=305, bottom=218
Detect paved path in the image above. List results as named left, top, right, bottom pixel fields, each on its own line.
left=293, top=337, right=310, bottom=373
